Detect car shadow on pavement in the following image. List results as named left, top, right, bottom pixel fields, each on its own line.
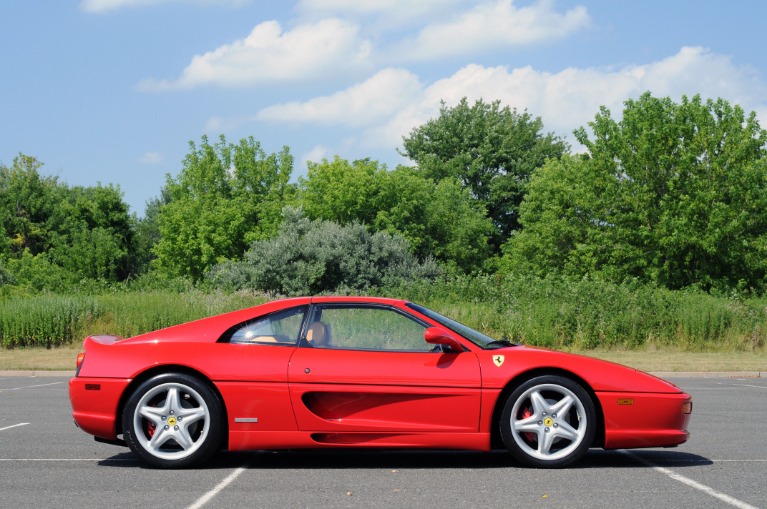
left=98, top=448, right=711, bottom=470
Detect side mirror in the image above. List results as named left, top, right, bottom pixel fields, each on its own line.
left=424, top=327, right=464, bottom=352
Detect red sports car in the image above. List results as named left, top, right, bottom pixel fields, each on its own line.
left=69, top=296, right=692, bottom=468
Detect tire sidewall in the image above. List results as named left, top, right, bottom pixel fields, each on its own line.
left=122, top=373, right=223, bottom=468
left=500, top=375, right=596, bottom=468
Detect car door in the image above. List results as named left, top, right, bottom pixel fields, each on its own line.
left=288, top=303, right=482, bottom=433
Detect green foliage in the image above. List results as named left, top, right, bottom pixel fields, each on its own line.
left=2, top=277, right=765, bottom=352
left=401, top=98, right=568, bottom=246
left=503, top=93, right=767, bottom=292
left=206, top=207, right=443, bottom=296
left=152, top=136, right=294, bottom=280
left=0, top=290, right=266, bottom=348
left=0, top=154, right=136, bottom=289
left=0, top=294, right=100, bottom=348
left=299, top=158, right=493, bottom=273
left=385, top=275, right=767, bottom=352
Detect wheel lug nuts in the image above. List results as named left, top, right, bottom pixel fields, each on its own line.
left=161, top=416, right=166, bottom=421
left=169, top=410, right=175, bottom=415
left=538, top=421, right=543, bottom=425
left=545, top=428, right=550, bottom=432
left=552, top=414, right=557, bottom=418
left=174, top=425, right=179, bottom=431
left=554, top=423, right=559, bottom=428
left=177, top=416, right=182, bottom=422
left=164, top=425, right=169, bottom=430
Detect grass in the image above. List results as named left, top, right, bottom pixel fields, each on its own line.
left=1, top=343, right=764, bottom=373
left=2, top=275, right=767, bottom=373
left=575, top=349, right=766, bottom=373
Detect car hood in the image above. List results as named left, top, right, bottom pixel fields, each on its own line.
left=479, top=345, right=683, bottom=394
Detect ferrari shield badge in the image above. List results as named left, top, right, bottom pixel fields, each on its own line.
left=493, top=355, right=505, bottom=367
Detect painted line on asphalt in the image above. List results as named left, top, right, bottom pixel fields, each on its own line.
left=724, top=383, right=766, bottom=390
left=186, top=465, right=249, bottom=509
left=0, top=423, right=30, bottom=432
left=1, top=382, right=63, bottom=391
left=621, top=450, right=759, bottom=509
left=0, top=458, right=136, bottom=462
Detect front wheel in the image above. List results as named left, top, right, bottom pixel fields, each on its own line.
left=122, top=373, right=223, bottom=468
left=500, top=375, right=596, bottom=468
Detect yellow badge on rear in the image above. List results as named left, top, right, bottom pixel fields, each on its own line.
left=493, top=355, right=505, bottom=367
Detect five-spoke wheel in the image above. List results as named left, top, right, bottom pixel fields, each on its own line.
left=501, top=375, right=596, bottom=468
left=122, top=373, right=222, bottom=468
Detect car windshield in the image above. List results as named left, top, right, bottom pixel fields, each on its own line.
left=406, top=302, right=511, bottom=349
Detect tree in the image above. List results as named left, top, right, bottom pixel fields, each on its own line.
left=0, top=154, right=59, bottom=257
left=502, top=93, right=767, bottom=292
left=400, top=98, right=568, bottom=247
left=152, top=136, right=294, bottom=280
left=298, top=158, right=493, bottom=273
left=0, top=154, right=136, bottom=287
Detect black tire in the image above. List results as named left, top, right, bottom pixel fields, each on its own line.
left=500, top=375, right=596, bottom=468
left=122, top=373, right=223, bottom=468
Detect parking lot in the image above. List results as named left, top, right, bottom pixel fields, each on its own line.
left=0, top=375, right=764, bottom=509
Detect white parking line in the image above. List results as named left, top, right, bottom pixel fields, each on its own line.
left=727, top=383, right=766, bottom=390
left=621, top=450, right=759, bottom=509
left=1, top=382, right=63, bottom=391
left=0, top=423, right=30, bottom=432
left=186, top=465, right=248, bottom=509
left=0, top=458, right=135, bottom=462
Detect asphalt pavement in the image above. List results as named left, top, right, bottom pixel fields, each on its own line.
left=0, top=375, right=764, bottom=509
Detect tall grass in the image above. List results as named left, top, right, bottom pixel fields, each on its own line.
left=0, top=290, right=267, bottom=348
left=0, top=294, right=100, bottom=348
left=384, top=275, right=767, bottom=352
left=1, top=276, right=766, bottom=352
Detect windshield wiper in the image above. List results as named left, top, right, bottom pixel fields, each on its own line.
left=485, top=338, right=517, bottom=349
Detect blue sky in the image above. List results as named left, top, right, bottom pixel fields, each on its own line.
left=3, top=0, right=767, bottom=216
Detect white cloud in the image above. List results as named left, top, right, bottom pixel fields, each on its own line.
left=392, top=0, right=591, bottom=61
left=139, top=152, right=164, bottom=164
left=137, top=18, right=372, bottom=91
left=254, top=46, right=766, bottom=155
left=298, top=145, right=330, bottom=172
left=256, top=68, right=422, bottom=126
left=397, top=48, right=760, bottom=148
left=80, top=0, right=247, bottom=13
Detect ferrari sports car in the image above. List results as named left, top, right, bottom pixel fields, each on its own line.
left=69, top=296, right=692, bottom=469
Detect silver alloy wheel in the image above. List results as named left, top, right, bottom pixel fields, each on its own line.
left=508, top=383, right=588, bottom=462
left=132, top=382, right=210, bottom=461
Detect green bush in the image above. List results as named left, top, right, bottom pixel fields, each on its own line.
left=206, top=207, right=442, bottom=296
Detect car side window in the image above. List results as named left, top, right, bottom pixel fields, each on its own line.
left=308, top=306, right=430, bottom=352
left=227, top=306, right=306, bottom=345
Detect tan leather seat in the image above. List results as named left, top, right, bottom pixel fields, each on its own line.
left=306, top=321, right=330, bottom=347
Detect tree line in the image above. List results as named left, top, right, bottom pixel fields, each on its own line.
left=2, top=92, right=766, bottom=296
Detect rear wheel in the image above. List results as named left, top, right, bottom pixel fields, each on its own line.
left=500, top=375, right=596, bottom=468
left=122, top=373, right=222, bottom=468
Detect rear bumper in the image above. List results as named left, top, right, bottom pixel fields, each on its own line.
left=69, top=377, right=131, bottom=440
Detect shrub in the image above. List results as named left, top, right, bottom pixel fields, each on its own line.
left=206, top=207, right=442, bottom=296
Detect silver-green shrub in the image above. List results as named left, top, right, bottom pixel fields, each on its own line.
left=206, top=207, right=442, bottom=296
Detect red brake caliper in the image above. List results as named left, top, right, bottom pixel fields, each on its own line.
left=147, top=422, right=156, bottom=438
left=521, top=407, right=536, bottom=443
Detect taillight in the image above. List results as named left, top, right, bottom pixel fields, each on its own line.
left=681, top=400, right=692, bottom=414
left=75, top=352, right=85, bottom=376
